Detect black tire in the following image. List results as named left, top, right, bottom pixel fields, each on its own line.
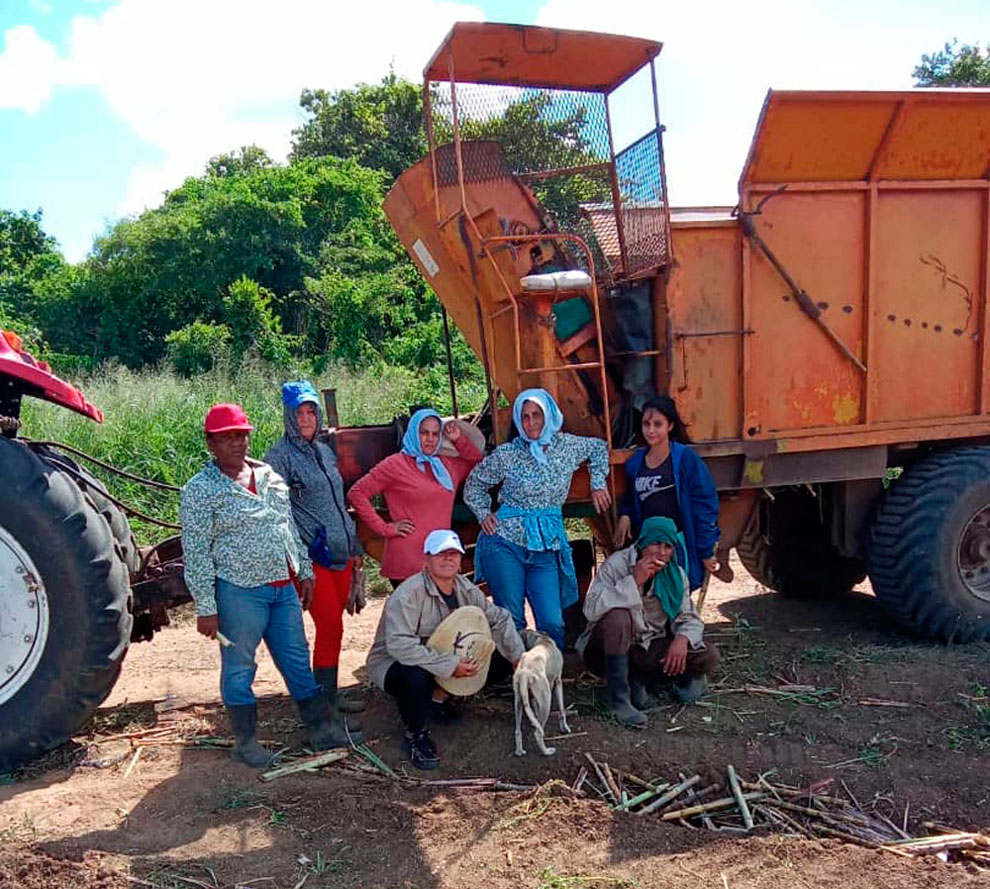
left=868, top=447, right=990, bottom=643
left=736, top=488, right=867, bottom=597
left=31, top=446, right=141, bottom=575
left=0, top=438, right=132, bottom=771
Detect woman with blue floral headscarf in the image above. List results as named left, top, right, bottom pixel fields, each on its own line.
left=348, top=408, right=482, bottom=588
left=464, top=388, right=611, bottom=651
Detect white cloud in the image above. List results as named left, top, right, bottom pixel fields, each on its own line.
left=0, top=25, right=62, bottom=112
left=1, top=0, right=483, bottom=218
left=535, top=0, right=984, bottom=207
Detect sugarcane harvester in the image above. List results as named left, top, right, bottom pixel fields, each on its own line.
left=384, top=22, right=990, bottom=645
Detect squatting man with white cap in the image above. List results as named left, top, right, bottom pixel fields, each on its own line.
left=366, top=529, right=525, bottom=769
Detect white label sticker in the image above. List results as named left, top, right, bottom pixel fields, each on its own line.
left=412, top=238, right=440, bottom=278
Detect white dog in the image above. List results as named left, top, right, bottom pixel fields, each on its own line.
left=513, top=629, right=571, bottom=756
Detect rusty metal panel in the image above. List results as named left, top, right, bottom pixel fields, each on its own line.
left=873, top=102, right=990, bottom=180
left=424, top=23, right=661, bottom=92
left=873, top=189, right=983, bottom=421
left=665, top=223, right=743, bottom=442
left=741, top=90, right=990, bottom=185
left=745, top=191, right=867, bottom=433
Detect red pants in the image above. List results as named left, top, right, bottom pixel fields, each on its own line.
left=309, top=561, right=354, bottom=669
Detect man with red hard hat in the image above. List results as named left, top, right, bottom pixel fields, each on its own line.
left=180, top=403, right=359, bottom=767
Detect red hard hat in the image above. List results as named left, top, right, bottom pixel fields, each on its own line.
left=204, top=403, right=254, bottom=434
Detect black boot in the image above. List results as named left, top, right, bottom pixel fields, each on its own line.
left=296, top=693, right=363, bottom=750
left=314, top=666, right=365, bottom=715
left=402, top=728, right=439, bottom=770
left=630, top=677, right=659, bottom=711
left=228, top=704, right=274, bottom=768
left=604, top=654, right=647, bottom=727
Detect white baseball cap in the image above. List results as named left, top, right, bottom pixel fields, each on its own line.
left=423, top=529, right=466, bottom=555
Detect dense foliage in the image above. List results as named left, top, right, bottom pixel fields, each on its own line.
left=914, top=41, right=990, bottom=86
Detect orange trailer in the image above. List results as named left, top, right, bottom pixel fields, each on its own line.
left=381, top=22, right=990, bottom=642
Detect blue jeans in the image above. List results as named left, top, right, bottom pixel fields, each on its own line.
left=477, top=534, right=564, bottom=650
left=215, top=578, right=322, bottom=707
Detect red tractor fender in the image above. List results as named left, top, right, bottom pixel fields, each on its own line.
left=0, top=332, right=103, bottom=422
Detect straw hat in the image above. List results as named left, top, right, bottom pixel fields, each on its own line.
left=427, top=605, right=496, bottom=696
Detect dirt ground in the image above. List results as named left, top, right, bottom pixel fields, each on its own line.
left=2, top=555, right=989, bottom=889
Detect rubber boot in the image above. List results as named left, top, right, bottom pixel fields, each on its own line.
left=672, top=674, right=708, bottom=703
left=630, top=677, right=658, bottom=712
left=604, top=654, right=647, bottom=727
left=228, top=704, right=274, bottom=769
left=314, top=666, right=365, bottom=714
left=297, top=692, right=363, bottom=750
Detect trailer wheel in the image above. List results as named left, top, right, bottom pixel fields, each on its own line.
left=868, top=447, right=990, bottom=643
left=736, top=488, right=866, bottom=597
left=0, top=438, right=132, bottom=771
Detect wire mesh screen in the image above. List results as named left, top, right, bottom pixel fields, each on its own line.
left=429, top=80, right=669, bottom=284
left=615, top=129, right=668, bottom=277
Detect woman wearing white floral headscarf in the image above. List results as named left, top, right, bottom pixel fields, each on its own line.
left=464, top=388, right=611, bottom=650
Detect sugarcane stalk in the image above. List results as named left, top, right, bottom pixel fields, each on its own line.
left=726, top=765, right=754, bottom=830
left=584, top=753, right=617, bottom=805
left=260, top=749, right=349, bottom=781
left=660, top=792, right=764, bottom=821
left=617, top=783, right=671, bottom=812
left=637, top=774, right=701, bottom=817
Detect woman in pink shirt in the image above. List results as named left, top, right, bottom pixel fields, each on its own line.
left=347, top=409, right=482, bottom=587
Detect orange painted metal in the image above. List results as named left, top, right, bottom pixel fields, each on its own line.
left=386, top=24, right=990, bottom=500
left=740, top=90, right=990, bottom=185
left=424, top=22, right=661, bottom=92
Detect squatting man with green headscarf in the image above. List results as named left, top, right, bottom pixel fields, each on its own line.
left=577, top=516, right=720, bottom=727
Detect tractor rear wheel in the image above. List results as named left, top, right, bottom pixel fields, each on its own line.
left=868, top=447, right=990, bottom=643
left=736, top=488, right=867, bottom=598
left=0, top=438, right=132, bottom=771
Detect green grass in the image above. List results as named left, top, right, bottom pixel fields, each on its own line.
left=20, top=361, right=485, bottom=544
left=536, top=868, right=636, bottom=889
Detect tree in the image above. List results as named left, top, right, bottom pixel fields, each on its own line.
left=291, top=74, right=427, bottom=181
left=0, top=209, right=64, bottom=322
left=914, top=41, right=990, bottom=86
left=40, top=156, right=392, bottom=366
left=205, top=145, right=274, bottom=179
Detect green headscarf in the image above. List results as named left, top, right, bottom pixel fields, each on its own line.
left=637, top=517, right=687, bottom=621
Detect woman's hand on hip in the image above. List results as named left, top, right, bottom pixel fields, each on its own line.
left=387, top=519, right=415, bottom=538
left=479, top=513, right=498, bottom=535
left=197, top=615, right=219, bottom=639
left=613, top=514, right=631, bottom=548
left=591, top=487, right=612, bottom=514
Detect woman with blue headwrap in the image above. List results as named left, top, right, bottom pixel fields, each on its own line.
left=348, top=408, right=482, bottom=588
left=464, top=388, right=611, bottom=651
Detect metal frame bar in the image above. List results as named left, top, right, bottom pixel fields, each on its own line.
left=604, top=92, right=630, bottom=276
left=650, top=59, right=674, bottom=264
left=863, top=183, right=879, bottom=424
left=979, top=184, right=990, bottom=413
left=481, top=232, right=614, bottom=453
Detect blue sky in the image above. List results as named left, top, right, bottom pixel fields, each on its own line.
left=1, top=0, right=987, bottom=262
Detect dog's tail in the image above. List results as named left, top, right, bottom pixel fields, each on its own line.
left=521, top=673, right=552, bottom=732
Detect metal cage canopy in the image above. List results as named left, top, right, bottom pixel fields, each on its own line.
left=424, top=22, right=662, bottom=92
left=423, top=22, right=671, bottom=284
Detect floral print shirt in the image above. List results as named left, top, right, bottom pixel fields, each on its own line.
left=464, top=433, right=610, bottom=550
left=180, top=459, right=314, bottom=616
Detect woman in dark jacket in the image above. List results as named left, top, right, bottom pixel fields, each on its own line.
left=613, top=396, right=720, bottom=591
left=265, top=380, right=365, bottom=714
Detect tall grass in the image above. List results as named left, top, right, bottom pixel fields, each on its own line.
left=20, top=360, right=486, bottom=543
